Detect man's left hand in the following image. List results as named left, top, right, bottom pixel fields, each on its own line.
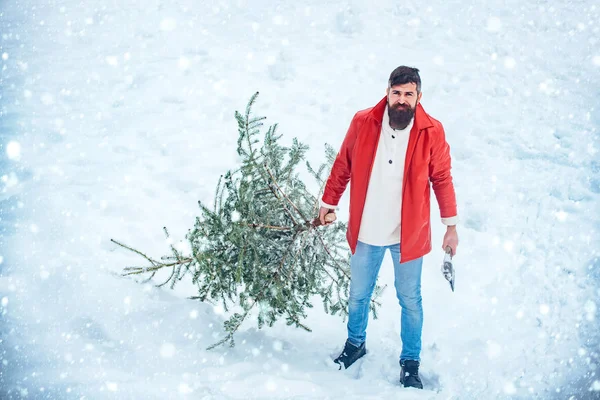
left=442, top=226, right=459, bottom=256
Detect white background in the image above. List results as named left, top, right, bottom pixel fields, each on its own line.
left=1, top=0, right=599, bottom=399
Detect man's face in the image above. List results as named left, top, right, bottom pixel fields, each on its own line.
left=386, top=83, right=422, bottom=128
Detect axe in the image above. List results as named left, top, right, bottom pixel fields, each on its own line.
left=441, top=246, right=455, bottom=292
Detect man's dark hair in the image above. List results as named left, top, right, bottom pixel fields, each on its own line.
left=388, top=66, right=421, bottom=93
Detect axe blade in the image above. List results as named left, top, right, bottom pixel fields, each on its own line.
left=441, top=247, right=455, bottom=292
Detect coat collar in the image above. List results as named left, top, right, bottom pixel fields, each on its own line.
left=366, top=96, right=434, bottom=131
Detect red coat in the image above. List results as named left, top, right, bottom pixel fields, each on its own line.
left=322, top=97, right=457, bottom=263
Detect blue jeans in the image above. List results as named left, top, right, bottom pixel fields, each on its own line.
left=347, top=240, right=423, bottom=361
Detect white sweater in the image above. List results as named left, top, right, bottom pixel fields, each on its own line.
left=322, top=105, right=458, bottom=246
left=356, top=107, right=412, bottom=245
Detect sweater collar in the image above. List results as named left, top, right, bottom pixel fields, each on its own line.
left=367, top=96, right=434, bottom=131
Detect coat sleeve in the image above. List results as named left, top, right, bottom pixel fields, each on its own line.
left=429, top=121, right=458, bottom=223
left=321, top=114, right=360, bottom=207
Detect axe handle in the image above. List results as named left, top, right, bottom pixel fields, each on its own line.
left=445, top=246, right=453, bottom=258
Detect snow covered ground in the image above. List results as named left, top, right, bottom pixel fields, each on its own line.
left=1, top=0, right=599, bottom=398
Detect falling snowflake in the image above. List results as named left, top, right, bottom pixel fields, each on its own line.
left=160, top=18, right=177, bottom=31
left=178, top=383, right=193, bottom=394
left=160, top=343, right=176, bottom=358
left=487, top=17, right=502, bottom=32
left=6, top=141, right=21, bottom=160
left=105, top=56, right=118, bottom=66
left=554, top=210, right=568, bottom=221
left=213, top=304, right=225, bottom=315
left=504, top=381, right=517, bottom=394
left=487, top=340, right=501, bottom=358
left=178, top=56, right=191, bottom=70
left=272, top=340, right=283, bottom=351
left=504, top=57, right=516, bottom=69
left=106, top=382, right=118, bottom=392
left=265, top=380, right=277, bottom=391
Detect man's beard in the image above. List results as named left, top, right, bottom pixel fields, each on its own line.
left=388, top=102, right=415, bottom=130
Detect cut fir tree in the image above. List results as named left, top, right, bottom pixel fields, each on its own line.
left=111, top=92, right=384, bottom=350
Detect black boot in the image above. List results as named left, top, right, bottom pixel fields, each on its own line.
left=400, top=359, right=423, bottom=389
left=334, top=340, right=366, bottom=370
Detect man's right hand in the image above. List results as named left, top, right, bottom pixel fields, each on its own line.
left=319, top=206, right=336, bottom=225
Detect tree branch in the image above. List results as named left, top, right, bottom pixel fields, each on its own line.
left=243, top=223, right=292, bottom=231
left=264, top=164, right=310, bottom=223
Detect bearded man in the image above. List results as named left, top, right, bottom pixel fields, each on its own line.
left=319, top=66, right=459, bottom=389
